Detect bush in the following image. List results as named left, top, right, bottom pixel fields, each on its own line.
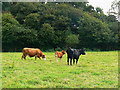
left=47, top=48, right=54, bottom=52
left=55, top=47, right=62, bottom=51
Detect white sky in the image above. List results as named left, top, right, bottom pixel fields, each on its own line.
left=88, top=0, right=115, bottom=15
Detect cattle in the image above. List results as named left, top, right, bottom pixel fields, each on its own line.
left=55, top=50, right=66, bottom=62
left=21, top=48, right=46, bottom=60
left=66, top=47, right=85, bottom=65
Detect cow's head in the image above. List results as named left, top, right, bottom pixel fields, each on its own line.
left=79, top=48, right=86, bottom=55
left=62, top=50, right=66, bottom=54
left=42, top=55, right=46, bottom=60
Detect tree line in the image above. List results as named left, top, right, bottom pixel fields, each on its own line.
left=2, top=2, right=119, bottom=51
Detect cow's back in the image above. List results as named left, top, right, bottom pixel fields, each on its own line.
left=66, top=48, right=80, bottom=59
left=72, top=49, right=80, bottom=59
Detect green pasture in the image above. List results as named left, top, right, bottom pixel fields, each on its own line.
left=2, top=51, right=118, bottom=88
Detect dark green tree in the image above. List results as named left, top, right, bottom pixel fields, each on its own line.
left=38, top=23, right=55, bottom=50
left=24, top=13, right=40, bottom=30
left=96, top=7, right=103, bottom=13
left=2, top=2, right=119, bottom=51
left=77, top=13, right=113, bottom=50
left=2, top=12, right=38, bottom=51
left=65, top=34, right=79, bottom=48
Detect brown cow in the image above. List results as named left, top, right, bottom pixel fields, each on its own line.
left=55, top=50, right=66, bottom=62
left=21, top=48, right=46, bottom=60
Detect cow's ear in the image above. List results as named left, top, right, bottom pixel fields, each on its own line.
left=81, top=48, right=85, bottom=51
left=79, top=49, right=81, bottom=52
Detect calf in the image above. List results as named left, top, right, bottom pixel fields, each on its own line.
left=55, top=50, right=66, bottom=62
left=21, top=48, right=46, bottom=60
left=66, top=48, right=85, bottom=65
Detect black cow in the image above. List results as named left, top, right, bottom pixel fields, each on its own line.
left=66, top=48, right=86, bottom=65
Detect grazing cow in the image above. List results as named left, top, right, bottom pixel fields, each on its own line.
left=55, top=50, right=66, bottom=62
left=66, top=48, right=85, bottom=65
left=21, top=48, right=46, bottom=60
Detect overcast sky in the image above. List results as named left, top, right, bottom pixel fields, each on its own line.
left=88, top=0, right=115, bottom=15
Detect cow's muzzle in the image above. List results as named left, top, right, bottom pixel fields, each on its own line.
left=43, top=58, right=46, bottom=60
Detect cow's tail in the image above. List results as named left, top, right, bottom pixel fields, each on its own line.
left=55, top=51, right=58, bottom=62
left=55, top=51, right=58, bottom=57
left=22, top=48, right=25, bottom=52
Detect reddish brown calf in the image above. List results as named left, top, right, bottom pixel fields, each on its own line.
left=55, top=50, right=66, bottom=62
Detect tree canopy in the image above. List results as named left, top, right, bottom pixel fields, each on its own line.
left=2, top=2, right=119, bottom=51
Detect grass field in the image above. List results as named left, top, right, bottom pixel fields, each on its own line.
left=2, top=51, right=118, bottom=88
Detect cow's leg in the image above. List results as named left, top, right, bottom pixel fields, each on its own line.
left=21, top=55, right=24, bottom=60
left=55, top=53, right=57, bottom=60
left=57, top=58, right=58, bottom=62
left=38, top=56, right=41, bottom=60
left=60, top=58, right=62, bottom=61
left=67, top=56, right=69, bottom=65
left=76, top=59, right=78, bottom=64
left=35, top=55, right=37, bottom=60
left=73, top=59, right=75, bottom=64
left=70, top=58, right=72, bottom=66
left=24, top=56, right=26, bottom=60
left=21, top=54, right=24, bottom=60
left=55, top=53, right=58, bottom=62
left=22, top=54, right=26, bottom=60
left=55, top=56, right=58, bottom=62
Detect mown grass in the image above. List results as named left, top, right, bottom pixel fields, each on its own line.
left=2, top=51, right=118, bottom=88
